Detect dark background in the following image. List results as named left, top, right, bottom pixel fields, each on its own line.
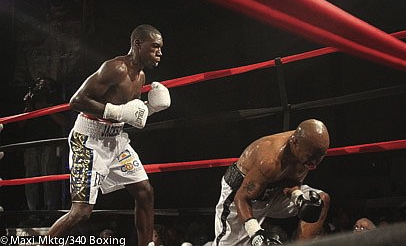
left=0, top=0, right=406, bottom=221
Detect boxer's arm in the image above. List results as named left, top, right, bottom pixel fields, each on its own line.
left=69, top=60, right=125, bottom=118
left=236, top=169, right=282, bottom=245
left=235, top=165, right=269, bottom=231
left=235, top=150, right=278, bottom=224
left=235, top=170, right=267, bottom=223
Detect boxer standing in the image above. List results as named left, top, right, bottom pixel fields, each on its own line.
left=48, top=24, right=170, bottom=246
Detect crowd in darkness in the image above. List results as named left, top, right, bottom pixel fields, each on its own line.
left=1, top=204, right=405, bottom=245
left=64, top=204, right=406, bottom=246
left=149, top=206, right=406, bottom=245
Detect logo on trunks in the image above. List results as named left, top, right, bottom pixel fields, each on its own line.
left=102, top=125, right=122, bottom=137
left=134, top=108, right=146, bottom=126
left=118, top=150, right=132, bottom=162
left=255, top=187, right=280, bottom=201
left=121, top=161, right=136, bottom=172
left=93, top=172, right=106, bottom=187
left=117, top=150, right=140, bottom=174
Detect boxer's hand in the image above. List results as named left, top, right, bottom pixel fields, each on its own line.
left=103, top=99, right=148, bottom=128
left=145, top=82, right=171, bottom=116
left=283, top=186, right=300, bottom=197
left=245, top=218, right=282, bottom=246
left=292, top=190, right=323, bottom=223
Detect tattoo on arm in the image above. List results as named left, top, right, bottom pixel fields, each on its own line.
left=243, top=181, right=256, bottom=194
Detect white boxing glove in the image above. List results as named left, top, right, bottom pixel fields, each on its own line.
left=103, top=99, right=149, bottom=128
left=146, top=82, right=171, bottom=116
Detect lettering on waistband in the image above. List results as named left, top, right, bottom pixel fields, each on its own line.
left=102, top=124, right=122, bottom=137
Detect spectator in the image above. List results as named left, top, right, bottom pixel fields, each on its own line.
left=153, top=224, right=166, bottom=246
left=353, top=218, right=376, bottom=233
left=20, top=77, right=67, bottom=210
left=20, top=76, right=68, bottom=213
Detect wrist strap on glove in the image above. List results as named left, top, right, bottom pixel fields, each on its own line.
left=245, top=218, right=262, bottom=237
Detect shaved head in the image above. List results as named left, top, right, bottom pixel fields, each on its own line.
left=288, top=119, right=330, bottom=169
left=295, top=119, right=330, bottom=152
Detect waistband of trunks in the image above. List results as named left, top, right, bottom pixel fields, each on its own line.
left=224, top=162, right=245, bottom=190
left=73, top=113, right=125, bottom=138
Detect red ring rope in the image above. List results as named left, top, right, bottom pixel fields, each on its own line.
left=1, top=139, right=405, bottom=186
left=207, top=0, right=406, bottom=71
left=1, top=3, right=405, bottom=185
left=259, top=0, right=406, bottom=61
left=1, top=31, right=405, bottom=125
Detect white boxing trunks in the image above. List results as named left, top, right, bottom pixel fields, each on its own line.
left=212, top=163, right=322, bottom=246
left=69, top=114, right=148, bottom=204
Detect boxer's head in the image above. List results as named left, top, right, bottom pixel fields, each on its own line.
left=130, top=24, right=163, bottom=69
left=353, top=218, right=376, bottom=233
left=290, top=119, right=330, bottom=169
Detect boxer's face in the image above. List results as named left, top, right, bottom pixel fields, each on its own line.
left=302, top=150, right=325, bottom=170
left=353, top=220, right=374, bottom=233
left=291, top=136, right=326, bottom=170
left=137, top=33, right=163, bottom=69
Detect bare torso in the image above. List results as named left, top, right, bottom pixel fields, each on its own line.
left=102, top=56, right=145, bottom=104
left=236, top=131, right=308, bottom=189
left=69, top=55, right=146, bottom=119
left=233, top=121, right=329, bottom=230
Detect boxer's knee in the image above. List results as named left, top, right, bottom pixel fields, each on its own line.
left=318, top=192, right=330, bottom=222
left=139, top=182, right=154, bottom=203
left=68, top=203, right=93, bottom=224
left=319, top=192, right=330, bottom=210
left=128, top=180, right=154, bottom=205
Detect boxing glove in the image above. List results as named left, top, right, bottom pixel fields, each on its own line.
left=291, top=190, right=323, bottom=223
left=146, top=82, right=171, bottom=116
left=103, top=99, right=148, bottom=128
left=251, top=230, right=283, bottom=246
left=245, top=218, right=283, bottom=246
